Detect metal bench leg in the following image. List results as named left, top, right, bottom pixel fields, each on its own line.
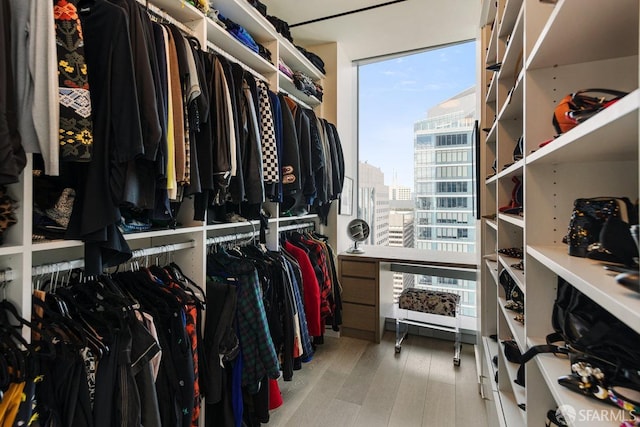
left=453, top=329, right=461, bottom=366
left=395, top=318, right=408, bottom=353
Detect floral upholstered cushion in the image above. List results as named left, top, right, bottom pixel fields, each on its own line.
left=398, top=288, right=460, bottom=317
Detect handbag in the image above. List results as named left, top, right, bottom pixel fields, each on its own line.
left=499, top=270, right=524, bottom=314
left=498, top=176, right=523, bottom=215
left=553, top=88, right=628, bottom=134
left=566, top=196, right=636, bottom=258
left=514, top=278, right=640, bottom=411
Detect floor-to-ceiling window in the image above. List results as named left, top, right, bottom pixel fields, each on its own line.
left=357, top=40, right=478, bottom=319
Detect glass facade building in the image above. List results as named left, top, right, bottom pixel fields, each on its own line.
left=413, top=87, right=477, bottom=316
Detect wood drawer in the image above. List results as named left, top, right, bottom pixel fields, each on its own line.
left=341, top=276, right=376, bottom=305
left=340, top=259, right=377, bottom=278
left=342, top=302, right=376, bottom=332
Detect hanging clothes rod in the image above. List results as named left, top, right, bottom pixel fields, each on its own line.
left=206, top=41, right=268, bottom=84
left=143, top=1, right=198, bottom=38
left=0, top=268, right=14, bottom=284
left=206, top=230, right=260, bottom=246
left=279, top=88, right=314, bottom=110
left=278, top=221, right=316, bottom=232
left=31, top=240, right=196, bottom=276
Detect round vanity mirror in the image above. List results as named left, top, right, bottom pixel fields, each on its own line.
left=346, top=219, right=370, bottom=254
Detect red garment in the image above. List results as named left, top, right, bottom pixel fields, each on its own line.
left=268, top=379, right=283, bottom=410
left=284, top=241, right=322, bottom=336
left=301, top=237, right=333, bottom=319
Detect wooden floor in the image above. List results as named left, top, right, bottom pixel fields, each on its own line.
left=269, top=331, right=489, bottom=427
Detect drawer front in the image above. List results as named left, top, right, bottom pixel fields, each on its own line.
left=341, top=260, right=377, bottom=278
left=342, top=302, right=376, bottom=332
left=341, top=276, right=376, bottom=305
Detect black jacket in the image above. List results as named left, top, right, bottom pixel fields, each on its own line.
left=0, top=0, right=26, bottom=185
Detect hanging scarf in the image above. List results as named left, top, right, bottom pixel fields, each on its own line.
left=54, top=0, right=93, bottom=162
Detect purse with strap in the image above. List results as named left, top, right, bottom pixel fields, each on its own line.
left=553, top=88, right=628, bottom=134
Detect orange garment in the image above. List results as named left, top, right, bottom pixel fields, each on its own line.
left=0, top=382, right=25, bottom=426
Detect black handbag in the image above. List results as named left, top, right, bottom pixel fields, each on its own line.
left=566, top=196, right=636, bottom=258
left=549, top=278, right=640, bottom=367
left=514, top=278, right=640, bottom=410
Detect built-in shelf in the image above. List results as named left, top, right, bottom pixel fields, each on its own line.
left=0, top=245, right=25, bottom=256
left=275, top=214, right=319, bottom=223
left=499, top=389, right=527, bottom=427
left=486, top=259, right=500, bottom=284
left=528, top=245, right=640, bottom=334
left=498, top=213, right=524, bottom=228
left=483, top=336, right=500, bottom=392
left=527, top=0, right=639, bottom=70
left=497, top=71, right=523, bottom=122
left=212, top=0, right=277, bottom=42
left=497, top=6, right=523, bottom=80
left=486, top=121, right=498, bottom=144
left=496, top=158, right=523, bottom=180
left=486, top=174, right=498, bottom=185
left=526, top=88, right=639, bottom=165
left=498, top=297, right=526, bottom=352
left=32, top=240, right=83, bottom=252
left=498, top=0, right=523, bottom=38
left=123, top=226, right=204, bottom=241
left=206, top=220, right=261, bottom=231
left=149, top=0, right=204, bottom=23
left=481, top=0, right=638, bottom=425
left=486, top=74, right=497, bottom=103
left=498, top=255, right=525, bottom=293
left=529, top=337, right=629, bottom=426
left=498, top=343, right=526, bottom=406
left=278, top=40, right=325, bottom=81
left=278, top=73, right=322, bottom=107
left=205, top=18, right=277, bottom=77
left=485, top=20, right=499, bottom=66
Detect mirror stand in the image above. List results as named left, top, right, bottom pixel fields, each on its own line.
left=347, top=240, right=365, bottom=254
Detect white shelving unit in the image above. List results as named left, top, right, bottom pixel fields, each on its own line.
left=478, top=0, right=639, bottom=425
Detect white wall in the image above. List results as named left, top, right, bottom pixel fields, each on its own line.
left=310, top=42, right=358, bottom=253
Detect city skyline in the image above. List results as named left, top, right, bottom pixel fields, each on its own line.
left=359, top=40, right=477, bottom=189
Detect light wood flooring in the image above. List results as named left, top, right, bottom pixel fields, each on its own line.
left=269, top=331, right=489, bottom=427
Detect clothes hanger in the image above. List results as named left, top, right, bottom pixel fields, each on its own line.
left=166, top=262, right=206, bottom=306
left=54, top=286, right=112, bottom=358
left=33, top=295, right=88, bottom=350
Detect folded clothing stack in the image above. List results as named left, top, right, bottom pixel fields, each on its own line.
left=278, top=58, right=293, bottom=79
left=219, top=14, right=259, bottom=53
left=293, top=71, right=323, bottom=101
left=295, top=45, right=325, bottom=74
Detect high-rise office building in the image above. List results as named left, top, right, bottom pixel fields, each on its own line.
left=389, top=184, right=412, bottom=201
left=388, top=210, right=415, bottom=300
left=358, top=162, right=389, bottom=246
left=413, top=87, right=477, bottom=316
left=413, top=86, right=476, bottom=253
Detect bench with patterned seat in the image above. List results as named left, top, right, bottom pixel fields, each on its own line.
left=395, top=287, right=462, bottom=366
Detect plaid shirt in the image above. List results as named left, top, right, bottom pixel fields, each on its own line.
left=300, top=237, right=333, bottom=319
left=209, top=253, right=280, bottom=393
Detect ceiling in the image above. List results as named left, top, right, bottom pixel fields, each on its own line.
left=262, top=0, right=481, bottom=62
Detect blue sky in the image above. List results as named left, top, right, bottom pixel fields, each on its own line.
left=358, top=40, right=477, bottom=189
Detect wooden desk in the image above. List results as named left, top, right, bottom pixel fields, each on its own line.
left=338, top=246, right=477, bottom=343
